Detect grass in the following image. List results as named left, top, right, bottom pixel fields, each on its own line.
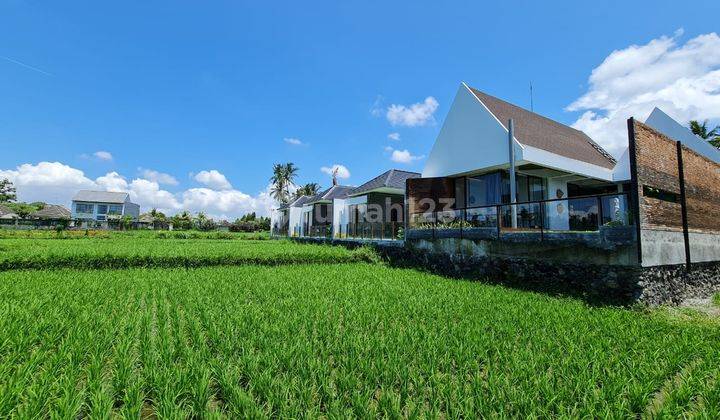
left=0, top=237, right=373, bottom=270
left=0, top=237, right=718, bottom=417
left=0, top=229, right=269, bottom=240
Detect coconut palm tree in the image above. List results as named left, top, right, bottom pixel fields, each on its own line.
left=689, top=120, right=720, bottom=148
left=269, top=162, right=300, bottom=203
left=293, top=182, right=321, bottom=200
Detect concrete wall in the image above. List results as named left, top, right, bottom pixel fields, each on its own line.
left=124, top=202, right=140, bottom=219
left=407, top=226, right=637, bottom=266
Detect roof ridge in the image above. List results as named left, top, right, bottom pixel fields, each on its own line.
left=384, top=169, right=395, bottom=187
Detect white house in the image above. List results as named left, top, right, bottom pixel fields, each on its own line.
left=413, top=83, right=630, bottom=232
left=71, top=190, right=140, bottom=222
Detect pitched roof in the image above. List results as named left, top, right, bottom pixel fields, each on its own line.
left=306, top=185, right=354, bottom=204
left=30, top=204, right=71, bottom=220
left=350, top=169, right=420, bottom=196
left=468, top=87, right=616, bottom=169
left=277, top=194, right=313, bottom=210
left=72, top=190, right=130, bottom=204
left=0, top=204, right=18, bottom=218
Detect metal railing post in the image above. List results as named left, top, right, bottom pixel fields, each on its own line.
left=496, top=205, right=501, bottom=238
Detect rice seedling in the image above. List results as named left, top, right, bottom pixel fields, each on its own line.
left=0, top=238, right=371, bottom=270
left=0, top=264, right=718, bottom=417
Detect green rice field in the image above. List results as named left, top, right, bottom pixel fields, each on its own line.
left=1, top=233, right=719, bottom=417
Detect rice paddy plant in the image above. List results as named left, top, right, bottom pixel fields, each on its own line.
left=0, top=264, right=719, bottom=417
left=0, top=238, right=372, bottom=270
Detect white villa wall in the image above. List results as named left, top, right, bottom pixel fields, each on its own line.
left=521, top=145, right=614, bottom=181
left=423, top=84, right=522, bottom=178
left=612, top=148, right=631, bottom=182
left=289, top=207, right=303, bottom=236
left=332, top=198, right=346, bottom=237
left=645, top=107, right=720, bottom=164
left=333, top=195, right=367, bottom=237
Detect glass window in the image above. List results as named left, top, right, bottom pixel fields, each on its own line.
left=75, top=203, right=94, bottom=213
left=516, top=175, right=529, bottom=203
left=467, top=172, right=502, bottom=207
left=454, top=178, right=466, bottom=209
left=97, top=205, right=108, bottom=214
left=108, top=205, right=123, bottom=215
left=529, top=177, right=545, bottom=201
left=97, top=215, right=106, bottom=221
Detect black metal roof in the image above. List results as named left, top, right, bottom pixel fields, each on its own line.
left=305, top=185, right=354, bottom=204
left=349, top=169, right=420, bottom=196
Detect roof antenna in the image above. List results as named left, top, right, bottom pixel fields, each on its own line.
left=530, top=82, right=534, bottom=112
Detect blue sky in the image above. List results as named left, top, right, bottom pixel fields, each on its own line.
left=1, top=0, right=719, bottom=218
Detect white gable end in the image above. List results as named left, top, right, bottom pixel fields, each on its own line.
left=422, top=84, right=521, bottom=178
left=645, top=107, right=720, bottom=164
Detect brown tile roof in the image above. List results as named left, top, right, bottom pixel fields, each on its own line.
left=468, top=87, right=616, bottom=169
left=29, top=204, right=71, bottom=220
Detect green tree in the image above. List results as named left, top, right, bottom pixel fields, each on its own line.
left=0, top=178, right=16, bottom=202
left=270, top=163, right=299, bottom=203
left=293, top=183, right=321, bottom=200
left=689, top=120, right=720, bottom=148
left=171, top=211, right=193, bottom=230
left=149, top=208, right=167, bottom=221
left=5, top=202, right=44, bottom=218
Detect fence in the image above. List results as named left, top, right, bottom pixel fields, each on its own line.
left=408, top=192, right=633, bottom=240
left=337, top=222, right=402, bottom=241
left=0, top=218, right=70, bottom=230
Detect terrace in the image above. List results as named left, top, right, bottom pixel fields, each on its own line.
left=407, top=191, right=634, bottom=243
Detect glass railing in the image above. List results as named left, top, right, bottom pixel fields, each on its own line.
left=340, top=222, right=403, bottom=241
left=407, top=193, right=632, bottom=239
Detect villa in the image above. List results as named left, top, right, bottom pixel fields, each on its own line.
left=272, top=81, right=720, bottom=304
left=71, top=190, right=140, bottom=224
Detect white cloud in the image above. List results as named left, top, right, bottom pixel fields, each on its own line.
left=0, top=161, right=278, bottom=218
left=193, top=169, right=232, bottom=190
left=139, top=168, right=178, bottom=186
left=0, top=161, right=96, bottom=204
left=96, top=172, right=128, bottom=192
left=320, top=164, right=351, bottom=179
left=93, top=151, right=113, bottom=161
left=127, top=178, right=181, bottom=213
left=370, top=95, right=384, bottom=117
left=387, top=132, right=401, bottom=141
left=390, top=148, right=425, bottom=164
left=283, top=137, right=304, bottom=146
left=386, top=96, right=439, bottom=127
left=568, top=31, right=720, bottom=157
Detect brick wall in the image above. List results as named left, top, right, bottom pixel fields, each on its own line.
left=632, top=121, right=683, bottom=230
left=682, top=144, right=720, bottom=232
left=631, top=120, right=720, bottom=233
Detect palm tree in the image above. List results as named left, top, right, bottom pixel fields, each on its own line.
left=269, top=162, right=300, bottom=203
left=689, top=120, right=720, bottom=148
left=293, top=182, right=321, bottom=199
